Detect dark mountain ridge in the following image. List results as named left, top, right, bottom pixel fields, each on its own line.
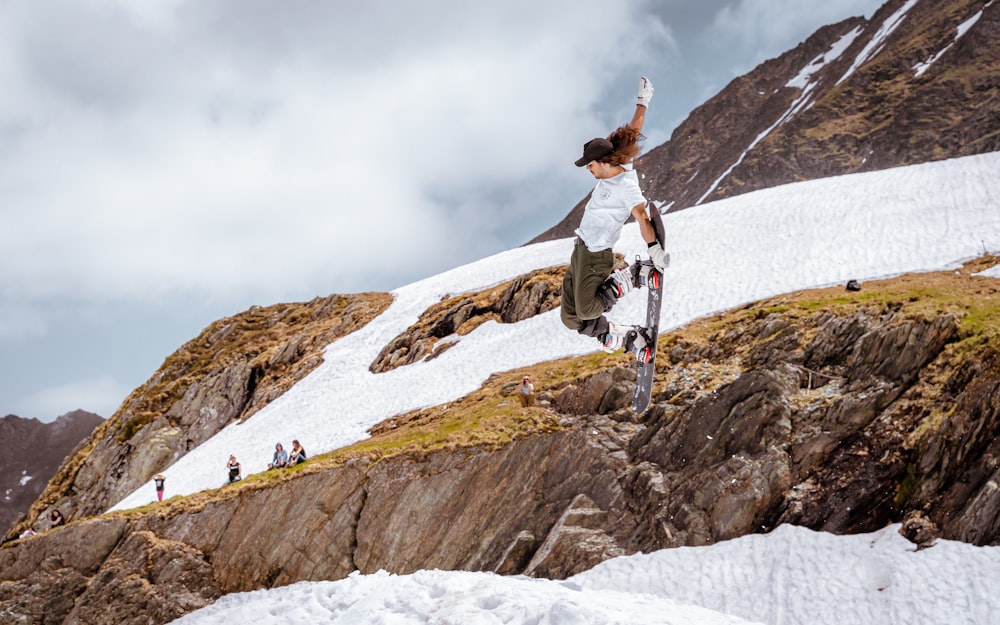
left=533, top=0, right=999, bottom=242
left=0, top=410, right=103, bottom=534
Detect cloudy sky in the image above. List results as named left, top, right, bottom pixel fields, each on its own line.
left=0, top=0, right=885, bottom=422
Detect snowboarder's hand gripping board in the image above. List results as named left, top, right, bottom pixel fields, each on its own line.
left=632, top=204, right=666, bottom=413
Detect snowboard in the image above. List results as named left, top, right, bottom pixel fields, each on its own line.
left=632, top=204, right=666, bottom=414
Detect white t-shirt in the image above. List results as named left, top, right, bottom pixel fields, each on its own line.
left=574, top=163, right=646, bottom=252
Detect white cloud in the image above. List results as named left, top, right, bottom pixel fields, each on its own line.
left=0, top=301, right=47, bottom=341
left=1, top=0, right=892, bottom=423
left=0, top=0, right=668, bottom=314
left=19, top=375, right=128, bottom=419
left=708, top=0, right=884, bottom=71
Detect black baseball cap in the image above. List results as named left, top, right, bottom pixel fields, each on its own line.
left=574, top=137, right=614, bottom=167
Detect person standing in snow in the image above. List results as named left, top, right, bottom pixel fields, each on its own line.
left=154, top=473, right=166, bottom=501
left=561, top=76, right=669, bottom=361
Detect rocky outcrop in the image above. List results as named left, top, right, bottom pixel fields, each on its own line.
left=533, top=0, right=1000, bottom=242
left=4, top=264, right=999, bottom=624
left=627, top=309, right=964, bottom=549
left=0, top=427, right=632, bottom=623
left=10, top=293, right=392, bottom=536
left=370, top=267, right=562, bottom=373
left=0, top=518, right=220, bottom=625
left=0, top=411, right=103, bottom=534
left=553, top=366, right=636, bottom=415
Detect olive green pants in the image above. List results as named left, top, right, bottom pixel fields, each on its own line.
left=560, top=240, right=615, bottom=337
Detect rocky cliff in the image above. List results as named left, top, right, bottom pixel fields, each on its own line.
left=534, top=0, right=1000, bottom=242
left=2, top=257, right=999, bottom=624
left=0, top=411, right=104, bottom=534
left=9, top=292, right=393, bottom=534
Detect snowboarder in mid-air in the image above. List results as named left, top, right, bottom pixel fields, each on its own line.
left=560, top=76, right=669, bottom=363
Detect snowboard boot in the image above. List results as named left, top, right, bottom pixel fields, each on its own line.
left=600, top=321, right=636, bottom=353
left=600, top=322, right=652, bottom=363
left=626, top=326, right=653, bottom=364
left=631, top=259, right=661, bottom=290
left=603, top=265, right=636, bottom=299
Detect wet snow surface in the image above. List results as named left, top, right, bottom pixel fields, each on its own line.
left=172, top=524, right=1000, bottom=625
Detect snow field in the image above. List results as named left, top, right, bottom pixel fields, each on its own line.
left=112, top=152, right=1000, bottom=512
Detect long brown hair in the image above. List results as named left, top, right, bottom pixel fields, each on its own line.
left=600, top=125, right=644, bottom=166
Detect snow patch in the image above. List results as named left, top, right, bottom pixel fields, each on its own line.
left=169, top=524, right=1000, bottom=625
left=170, top=569, right=756, bottom=625
left=837, top=0, right=920, bottom=86
left=787, top=26, right=862, bottom=89
left=975, top=264, right=1000, bottom=278
left=913, top=1, right=992, bottom=77
left=573, top=523, right=1000, bottom=625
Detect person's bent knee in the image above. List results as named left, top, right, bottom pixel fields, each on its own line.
left=560, top=304, right=582, bottom=331
left=576, top=296, right=610, bottom=321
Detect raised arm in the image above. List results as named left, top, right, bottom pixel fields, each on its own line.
left=628, top=105, right=646, bottom=133
left=628, top=76, right=654, bottom=132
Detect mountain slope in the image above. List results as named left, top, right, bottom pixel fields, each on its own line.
left=103, top=151, right=1000, bottom=513
left=1, top=152, right=998, bottom=623
left=534, top=0, right=999, bottom=242
left=6, top=152, right=997, bottom=535
left=13, top=293, right=392, bottom=525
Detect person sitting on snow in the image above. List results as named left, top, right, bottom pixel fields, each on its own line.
left=268, top=443, right=288, bottom=469
left=288, top=440, right=307, bottom=466
left=227, top=455, right=242, bottom=483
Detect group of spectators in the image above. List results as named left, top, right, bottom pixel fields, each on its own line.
left=267, top=440, right=307, bottom=470
left=226, top=439, right=308, bottom=484
left=14, top=441, right=310, bottom=541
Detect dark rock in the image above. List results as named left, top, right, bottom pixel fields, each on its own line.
left=0, top=411, right=103, bottom=535
left=555, top=367, right=634, bottom=415
left=845, top=315, right=958, bottom=385
left=63, top=531, right=221, bottom=625
left=900, top=511, right=939, bottom=549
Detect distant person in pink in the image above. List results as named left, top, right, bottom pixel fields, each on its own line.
left=154, top=473, right=166, bottom=501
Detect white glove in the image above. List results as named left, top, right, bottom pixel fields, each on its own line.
left=636, top=76, right=654, bottom=107
left=648, top=242, right=670, bottom=272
